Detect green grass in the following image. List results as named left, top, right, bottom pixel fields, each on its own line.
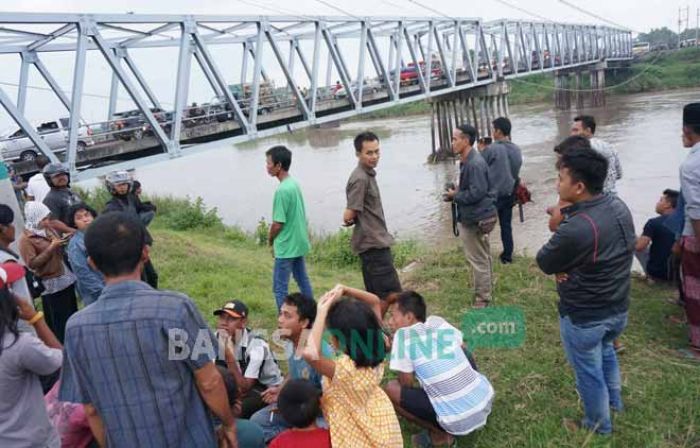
left=120, top=193, right=700, bottom=447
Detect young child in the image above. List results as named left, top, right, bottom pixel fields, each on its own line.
left=268, top=379, right=331, bottom=447
left=215, top=365, right=266, bottom=448
left=66, top=203, right=104, bottom=306
left=384, top=290, right=494, bottom=448
left=303, top=285, right=402, bottom=448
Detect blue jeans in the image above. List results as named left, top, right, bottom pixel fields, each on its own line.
left=273, top=257, right=313, bottom=309
left=559, top=312, right=627, bottom=434
left=250, top=403, right=327, bottom=443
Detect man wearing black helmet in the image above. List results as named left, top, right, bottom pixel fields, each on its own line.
left=42, top=163, right=82, bottom=235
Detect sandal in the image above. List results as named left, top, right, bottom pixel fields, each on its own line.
left=677, top=348, right=700, bottom=362
left=411, top=431, right=457, bottom=448
left=412, top=431, right=433, bottom=448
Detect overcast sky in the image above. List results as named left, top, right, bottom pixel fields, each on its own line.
left=5, top=0, right=697, bottom=34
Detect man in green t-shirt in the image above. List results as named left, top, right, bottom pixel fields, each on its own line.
left=266, top=145, right=314, bottom=309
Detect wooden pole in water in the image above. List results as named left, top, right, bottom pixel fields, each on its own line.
left=470, top=97, right=479, bottom=133
left=452, top=98, right=461, bottom=128
left=436, top=101, right=444, bottom=153
left=503, top=93, right=510, bottom=117
left=430, top=101, right=437, bottom=158
left=446, top=99, right=454, bottom=145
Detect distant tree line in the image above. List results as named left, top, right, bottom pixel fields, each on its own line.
left=636, top=27, right=698, bottom=49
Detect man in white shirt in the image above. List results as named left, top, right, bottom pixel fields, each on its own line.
left=25, top=155, right=50, bottom=203
left=571, top=115, right=623, bottom=195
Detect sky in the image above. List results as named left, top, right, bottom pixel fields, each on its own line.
left=3, top=0, right=696, bottom=34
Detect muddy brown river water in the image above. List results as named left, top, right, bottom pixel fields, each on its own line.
left=79, top=88, right=700, bottom=257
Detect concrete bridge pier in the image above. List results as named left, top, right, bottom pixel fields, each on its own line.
left=428, top=81, right=510, bottom=160
left=589, top=67, right=606, bottom=107
left=554, top=71, right=571, bottom=110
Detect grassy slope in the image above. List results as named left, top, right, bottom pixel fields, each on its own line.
left=148, top=218, right=700, bottom=448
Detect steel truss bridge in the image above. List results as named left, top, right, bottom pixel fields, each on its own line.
left=0, top=13, right=632, bottom=179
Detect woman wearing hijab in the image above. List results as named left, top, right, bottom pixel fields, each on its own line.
left=0, top=262, right=63, bottom=448
left=18, top=201, right=77, bottom=343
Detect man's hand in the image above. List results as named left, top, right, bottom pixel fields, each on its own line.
left=261, top=385, right=281, bottom=404
left=444, top=188, right=456, bottom=201
left=217, top=424, right=238, bottom=448
left=555, top=273, right=569, bottom=283
left=672, top=241, right=682, bottom=258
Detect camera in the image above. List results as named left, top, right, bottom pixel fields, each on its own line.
left=442, top=182, right=456, bottom=202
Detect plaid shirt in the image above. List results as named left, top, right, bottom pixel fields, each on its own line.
left=59, top=280, right=218, bottom=447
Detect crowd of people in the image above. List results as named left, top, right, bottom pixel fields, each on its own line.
left=0, top=102, right=698, bottom=448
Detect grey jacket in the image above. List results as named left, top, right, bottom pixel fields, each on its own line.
left=454, top=149, right=497, bottom=225
left=481, top=140, right=522, bottom=198
left=536, top=194, right=635, bottom=324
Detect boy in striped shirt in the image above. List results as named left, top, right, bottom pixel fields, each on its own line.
left=384, top=291, right=494, bottom=447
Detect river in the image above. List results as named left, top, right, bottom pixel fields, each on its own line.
left=79, top=88, right=700, bottom=257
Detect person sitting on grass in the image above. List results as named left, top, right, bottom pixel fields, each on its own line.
left=303, top=285, right=402, bottom=448
left=66, top=203, right=104, bottom=306
left=250, top=292, right=331, bottom=443
left=216, top=364, right=266, bottom=448
left=635, top=189, right=679, bottom=283
left=214, top=299, right=284, bottom=418
left=269, top=379, right=331, bottom=448
left=384, top=290, right=494, bottom=448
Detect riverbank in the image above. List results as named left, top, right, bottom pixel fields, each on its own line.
left=356, top=47, right=700, bottom=120
left=81, top=191, right=699, bottom=447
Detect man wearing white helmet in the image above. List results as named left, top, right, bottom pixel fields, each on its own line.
left=103, top=171, right=159, bottom=288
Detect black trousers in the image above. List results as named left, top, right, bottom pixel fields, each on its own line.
left=142, top=259, right=159, bottom=289
left=41, top=284, right=78, bottom=344
left=359, top=248, right=402, bottom=300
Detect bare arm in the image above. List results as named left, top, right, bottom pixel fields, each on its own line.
left=339, top=284, right=382, bottom=323
left=15, top=295, right=62, bottom=349
left=635, top=236, right=651, bottom=252
left=48, top=219, right=76, bottom=235
left=397, top=372, right=414, bottom=387
left=268, top=222, right=283, bottom=246
left=21, top=239, right=62, bottom=272
left=342, top=208, right=357, bottom=226
left=84, top=404, right=106, bottom=447
left=302, top=288, right=341, bottom=379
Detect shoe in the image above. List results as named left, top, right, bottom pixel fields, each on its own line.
left=499, top=254, right=513, bottom=264
left=472, top=300, right=490, bottom=309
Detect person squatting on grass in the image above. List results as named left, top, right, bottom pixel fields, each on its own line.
left=384, top=290, right=495, bottom=447
left=213, top=299, right=284, bottom=418
left=250, top=292, right=331, bottom=443
left=268, top=379, right=331, bottom=448
left=536, top=140, right=635, bottom=434
left=302, top=285, right=403, bottom=448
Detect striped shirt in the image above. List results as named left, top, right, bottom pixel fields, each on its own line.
left=59, top=280, right=218, bottom=447
left=389, top=316, right=494, bottom=435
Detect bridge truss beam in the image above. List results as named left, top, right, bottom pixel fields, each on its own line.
left=0, top=13, right=632, bottom=180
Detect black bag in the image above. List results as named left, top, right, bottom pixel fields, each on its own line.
left=0, top=247, right=45, bottom=298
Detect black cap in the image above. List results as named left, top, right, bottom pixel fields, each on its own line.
left=683, top=103, right=700, bottom=126
left=213, top=300, right=248, bottom=319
